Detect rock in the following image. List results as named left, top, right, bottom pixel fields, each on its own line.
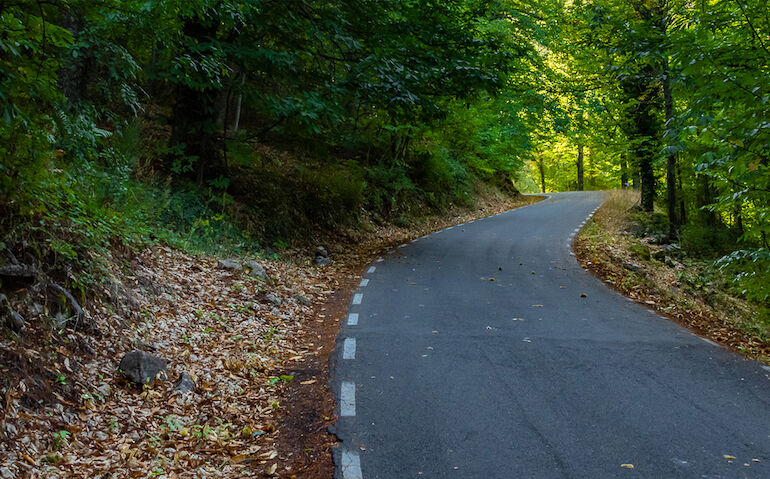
left=623, top=262, right=644, bottom=273
left=629, top=244, right=651, bottom=261
left=217, top=259, right=243, bottom=271
left=315, top=246, right=328, bottom=258
left=118, top=350, right=169, bottom=386
left=258, top=292, right=282, bottom=306
left=5, top=310, right=24, bottom=333
left=0, top=295, right=25, bottom=332
left=245, top=260, right=268, bottom=280
left=0, top=263, right=37, bottom=279
left=313, top=255, right=332, bottom=266
left=294, top=294, right=312, bottom=307
left=96, top=383, right=112, bottom=398
left=173, top=372, right=195, bottom=393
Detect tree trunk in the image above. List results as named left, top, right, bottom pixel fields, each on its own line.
left=620, top=154, right=629, bottom=189
left=662, top=57, right=679, bottom=237
left=576, top=143, right=584, bottom=191
left=232, top=74, right=246, bottom=136
left=535, top=152, right=546, bottom=193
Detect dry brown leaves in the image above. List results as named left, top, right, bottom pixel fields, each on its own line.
left=0, top=190, right=538, bottom=479
left=1, top=246, right=335, bottom=478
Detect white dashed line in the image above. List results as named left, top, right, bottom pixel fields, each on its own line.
left=340, top=381, right=356, bottom=416
left=352, top=293, right=363, bottom=305
left=359, top=278, right=369, bottom=288
left=347, top=313, right=359, bottom=326
left=762, top=365, right=770, bottom=374
left=574, top=228, right=580, bottom=233
left=367, top=266, right=376, bottom=274
left=343, top=337, right=356, bottom=359
left=376, top=257, right=384, bottom=263
left=341, top=450, right=363, bottom=479
left=398, top=244, right=407, bottom=248
left=700, top=337, right=718, bottom=347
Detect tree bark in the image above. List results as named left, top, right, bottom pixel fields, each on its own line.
left=576, top=143, right=584, bottom=191
left=662, top=56, right=679, bottom=237
left=535, top=151, right=546, bottom=193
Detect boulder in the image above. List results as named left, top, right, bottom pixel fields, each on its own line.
left=173, top=372, right=195, bottom=393
left=245, top=260, right=268, bottom=280
left=119, top=350, right=169, bottom=385
left=315, top=246, right=328, bottom=258
left=313, top=255, right=331, bottom=266
left=0, top=294, right=24, bottom=332
left=217, top=259, right=243, bottom=271
left=258, top=292, right=282, bottom=306
left=6, top=310, right=24, bottom=333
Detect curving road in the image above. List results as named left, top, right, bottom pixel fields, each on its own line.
left=330, top=191, right=770, bottom=478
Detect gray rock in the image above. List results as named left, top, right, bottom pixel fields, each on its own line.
left=217, top=259, right=243, bottom=271
left=259, top=292, right=282, bottom=306
left=315, top=246, right=328, bottom=258
left=173, top=372, right=195, bottom=393
left=294, top=294, right=312, bottom=307
left=313, top=255, right=332, bottom=266
left=118, top=350, right=169, bottom=385
left=245, top=260, right=268, bottom=280
left=0, top=295, right=25, bottom=332
left=6, top=310, right=24, bottom=332
left=623, top=262, right=644, bottom=273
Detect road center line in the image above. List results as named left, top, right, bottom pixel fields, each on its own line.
left=341, top=450, right=363, bottom=479
left=359, top=278, right=369, bottom=288
left=347, top=313, right=359, bottom=326
left=343, top=337, right=356, bottom=359
left=367, top=266, right=376, bottom=274
left=352, top=293, right=363, bottom=305
left=340, top=381, right=356, bottom=416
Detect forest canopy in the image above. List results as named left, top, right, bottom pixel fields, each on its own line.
left=0, top=0, right=768, bottom=303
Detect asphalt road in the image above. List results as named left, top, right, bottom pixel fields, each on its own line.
left=330, top=191, right=770, bottom=479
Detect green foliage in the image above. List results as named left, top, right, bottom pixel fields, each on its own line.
left=716, top=249, right=770, bottom=304
left=680, top=225, right=737, bottom=259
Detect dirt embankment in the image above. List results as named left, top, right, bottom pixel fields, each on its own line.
left=573, top=190, right=769, bottom=363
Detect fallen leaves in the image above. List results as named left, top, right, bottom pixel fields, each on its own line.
left=0, top=246, right=328, bottom=478
left=620, top=463, right=634, bottom=469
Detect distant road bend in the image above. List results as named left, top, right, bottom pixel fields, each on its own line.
left=332, top=191, right=770, bottom=479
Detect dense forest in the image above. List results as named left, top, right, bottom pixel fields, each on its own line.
left=0, top=0, right=768, bottom=304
